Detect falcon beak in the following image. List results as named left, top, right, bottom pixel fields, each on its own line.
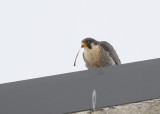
left=81, top=42, right=87, bottom=48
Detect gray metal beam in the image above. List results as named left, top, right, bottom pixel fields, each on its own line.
left=0, top=58, right=160, bottom=114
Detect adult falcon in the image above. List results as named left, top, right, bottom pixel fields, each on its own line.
left=81, top=38, right=121, bottom=69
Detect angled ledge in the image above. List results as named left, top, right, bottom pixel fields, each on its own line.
left=0, top=58, right=160, bottom=114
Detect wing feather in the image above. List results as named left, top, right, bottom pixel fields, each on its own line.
left=100, top=41, right=121, bottom=65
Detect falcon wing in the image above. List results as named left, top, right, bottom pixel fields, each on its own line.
left=100, top=41, right=121, bottom=65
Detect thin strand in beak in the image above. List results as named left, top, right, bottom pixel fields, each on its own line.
left=74, top=47, right=81, bottom=66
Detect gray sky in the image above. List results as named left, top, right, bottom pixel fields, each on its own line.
left=0, top=0, right=160, bottom=84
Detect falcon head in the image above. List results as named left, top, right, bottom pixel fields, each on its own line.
left=81, top=38, right=98, bottom=49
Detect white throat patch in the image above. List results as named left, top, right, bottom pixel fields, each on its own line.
left=84, top=43, right=101, bottom=63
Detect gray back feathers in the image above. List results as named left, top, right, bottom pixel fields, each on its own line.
left=100, top=41, right=121, bottom=65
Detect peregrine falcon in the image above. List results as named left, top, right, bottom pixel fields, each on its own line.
left=81, top=38, right=121, bottom=69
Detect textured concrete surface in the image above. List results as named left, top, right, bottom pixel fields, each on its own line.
left=71, top=99, right=160, bottom=114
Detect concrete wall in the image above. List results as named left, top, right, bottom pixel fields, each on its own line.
left=72, top=99, right=160, bottom=114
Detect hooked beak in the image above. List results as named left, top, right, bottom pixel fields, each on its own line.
left=81, top=42, right=87, bottom=48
